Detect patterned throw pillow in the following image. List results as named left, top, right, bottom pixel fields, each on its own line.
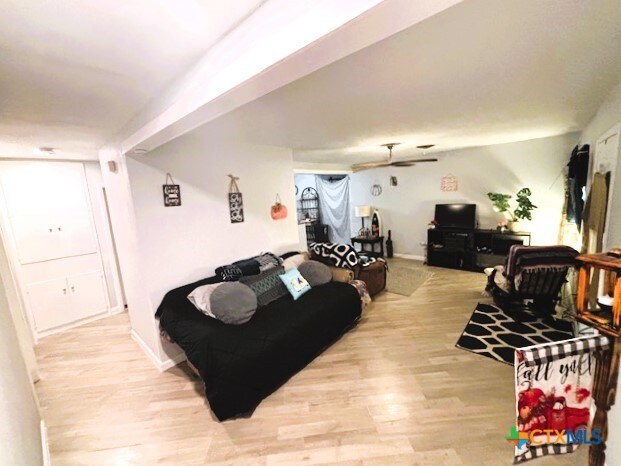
left=309, top=242, right=360, bottom=269
left=240, top=266, right=288, bottom=307
left=279, top=267, right=312, bottom=301
left=215, top=265, right=243, bottom=282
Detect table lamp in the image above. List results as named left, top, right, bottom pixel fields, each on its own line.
left=355, top=205, right=372, bottom=237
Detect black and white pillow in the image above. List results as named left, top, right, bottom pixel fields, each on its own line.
left=309, top=242, right=360, bottom=269
left=215, top=265, right=243, bottom=282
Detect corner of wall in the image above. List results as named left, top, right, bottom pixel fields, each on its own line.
left=98, top=147, right=165, bottom=370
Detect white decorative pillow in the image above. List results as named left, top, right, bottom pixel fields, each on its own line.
left=187, top=283, right=221, bottom=318
left=282, top=252, right=309, bottom=271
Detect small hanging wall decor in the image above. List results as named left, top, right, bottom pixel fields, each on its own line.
left=270, top=194, right=288, bottom=220
left=371, top=184, right=382, bottom=196
left=441, top=173, right=458, bottom=192
left=390, top=176, right=398, bottom=187
left=228, top=174, right=244, bottom=223
left=163, top=173, right=181, bottom=207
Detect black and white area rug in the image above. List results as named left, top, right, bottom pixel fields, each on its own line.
left=455, top=303, right=574, bottom=366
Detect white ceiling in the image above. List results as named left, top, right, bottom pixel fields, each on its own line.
left=0, top=0, right=265, bottom=157
left=194, top=0, right=621, bottom=165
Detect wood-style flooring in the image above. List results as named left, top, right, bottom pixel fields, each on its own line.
left=34, top=259, right=587, bottom=465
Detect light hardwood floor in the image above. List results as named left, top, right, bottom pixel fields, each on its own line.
left=35, top=260, right=587, bottom=465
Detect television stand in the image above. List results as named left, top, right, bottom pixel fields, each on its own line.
left=427, top=228, right=531, bottom=271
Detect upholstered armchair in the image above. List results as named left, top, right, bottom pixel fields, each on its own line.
left=484, top=245, right=579, bottom=313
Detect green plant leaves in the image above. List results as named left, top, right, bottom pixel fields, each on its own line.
left=488, top=188, right=537, bottom=220
left=487, top=192, right=512, bottom=212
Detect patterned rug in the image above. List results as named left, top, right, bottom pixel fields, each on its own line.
left=385, top=264, right=433, bottom=296
left=455, top=303, right=574, bottom=366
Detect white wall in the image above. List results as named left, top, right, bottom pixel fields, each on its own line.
left=124, top=131, right=299, bottom=363
left=349, top=133, right=579, bottom=257
left=580, top=76, right=621, bottom=466
left=84, top=162, right=125, bottom=310
left=0, top=241, right=43, bottom=466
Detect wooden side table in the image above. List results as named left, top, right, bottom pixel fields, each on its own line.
left=575, top=252, right=621, bottom=466
left=351, top=236, right=384, bottom=257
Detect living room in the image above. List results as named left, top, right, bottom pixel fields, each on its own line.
left=2, top=1, right=621, bottom=465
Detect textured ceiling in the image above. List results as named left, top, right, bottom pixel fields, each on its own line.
left=0, top=0, right=265, bottom=156
left=195, top=0, right=621, bottom=165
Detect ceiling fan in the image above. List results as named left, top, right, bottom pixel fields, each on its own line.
left=351, top=143, right=438, bottom=171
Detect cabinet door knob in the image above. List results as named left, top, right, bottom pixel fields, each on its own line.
left=58, top=227, right=62, bottom=231
left=71, top=286, right=75, bottom=292
left=62, top=288, right=67, bottom=294
left=49, top=228, right=53, bottom=232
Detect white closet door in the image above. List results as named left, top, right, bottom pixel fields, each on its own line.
left=1, top=162, right=90, bottom=216
left=3, top=162, right=97, bottom=264
left=55, top=213, right=97, bottom=259
left=26, top=277, right=70, bottom=332
left=67, top=271, right=108, bottom=322
left=9, top=214, right=64, bottom=264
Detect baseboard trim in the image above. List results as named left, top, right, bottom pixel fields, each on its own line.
left=41, top=420, right=51, bottom=466
left=130, top=330, right=186, bottom=372
left=160, top=352, right=187, bottom=371
left=36, top=310, right=109, bottom=339
left=393, top=253, right=425, bottom=261
left=109, top=305, right=124, bottom=315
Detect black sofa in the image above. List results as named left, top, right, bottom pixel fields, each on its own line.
left=156, top=275, right=361, bottom=421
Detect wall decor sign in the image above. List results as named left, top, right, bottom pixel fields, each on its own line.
left=441, top=174, right=458, bottom=192
left=390, top=176, right=398, bottom=187
left=228, top=174, right=244, bottom=223
left=163, top=173, right=181, bottom=207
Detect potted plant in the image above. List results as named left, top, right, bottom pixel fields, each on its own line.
left=487, top=188, right=537, bottom=231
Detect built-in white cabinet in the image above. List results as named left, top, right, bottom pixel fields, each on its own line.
left=2, top=162, right=97, bottom=264
left=26, top=271, right=108, bottom=332
left=10, top=213, right=96, bottom=264
left=0, top=161, right=117, bottom=338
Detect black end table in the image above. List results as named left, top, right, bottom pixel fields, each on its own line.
left=351, top=236, right=385, bottom=257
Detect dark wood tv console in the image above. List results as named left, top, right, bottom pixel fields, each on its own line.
left=427, top=228, right=531, bottom=271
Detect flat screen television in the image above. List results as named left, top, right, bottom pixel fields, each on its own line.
left=434, top=204, right=476, bottom=230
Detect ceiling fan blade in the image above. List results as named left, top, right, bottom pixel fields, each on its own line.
left=351, top=161, right=392, bottom=170
left=389, top=157, right=439, bottom=167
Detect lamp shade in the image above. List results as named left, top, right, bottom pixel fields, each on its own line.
left=354, top=205, right=372, bottom=218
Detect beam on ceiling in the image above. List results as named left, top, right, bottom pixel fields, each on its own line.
left=118, top=0, right=463, bottom=155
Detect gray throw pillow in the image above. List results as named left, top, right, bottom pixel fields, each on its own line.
left=240, top=266, right=289, bottom=307
left=298, top=260, right=332, bottom=287
left=210, top=282, right=257, bottom=325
